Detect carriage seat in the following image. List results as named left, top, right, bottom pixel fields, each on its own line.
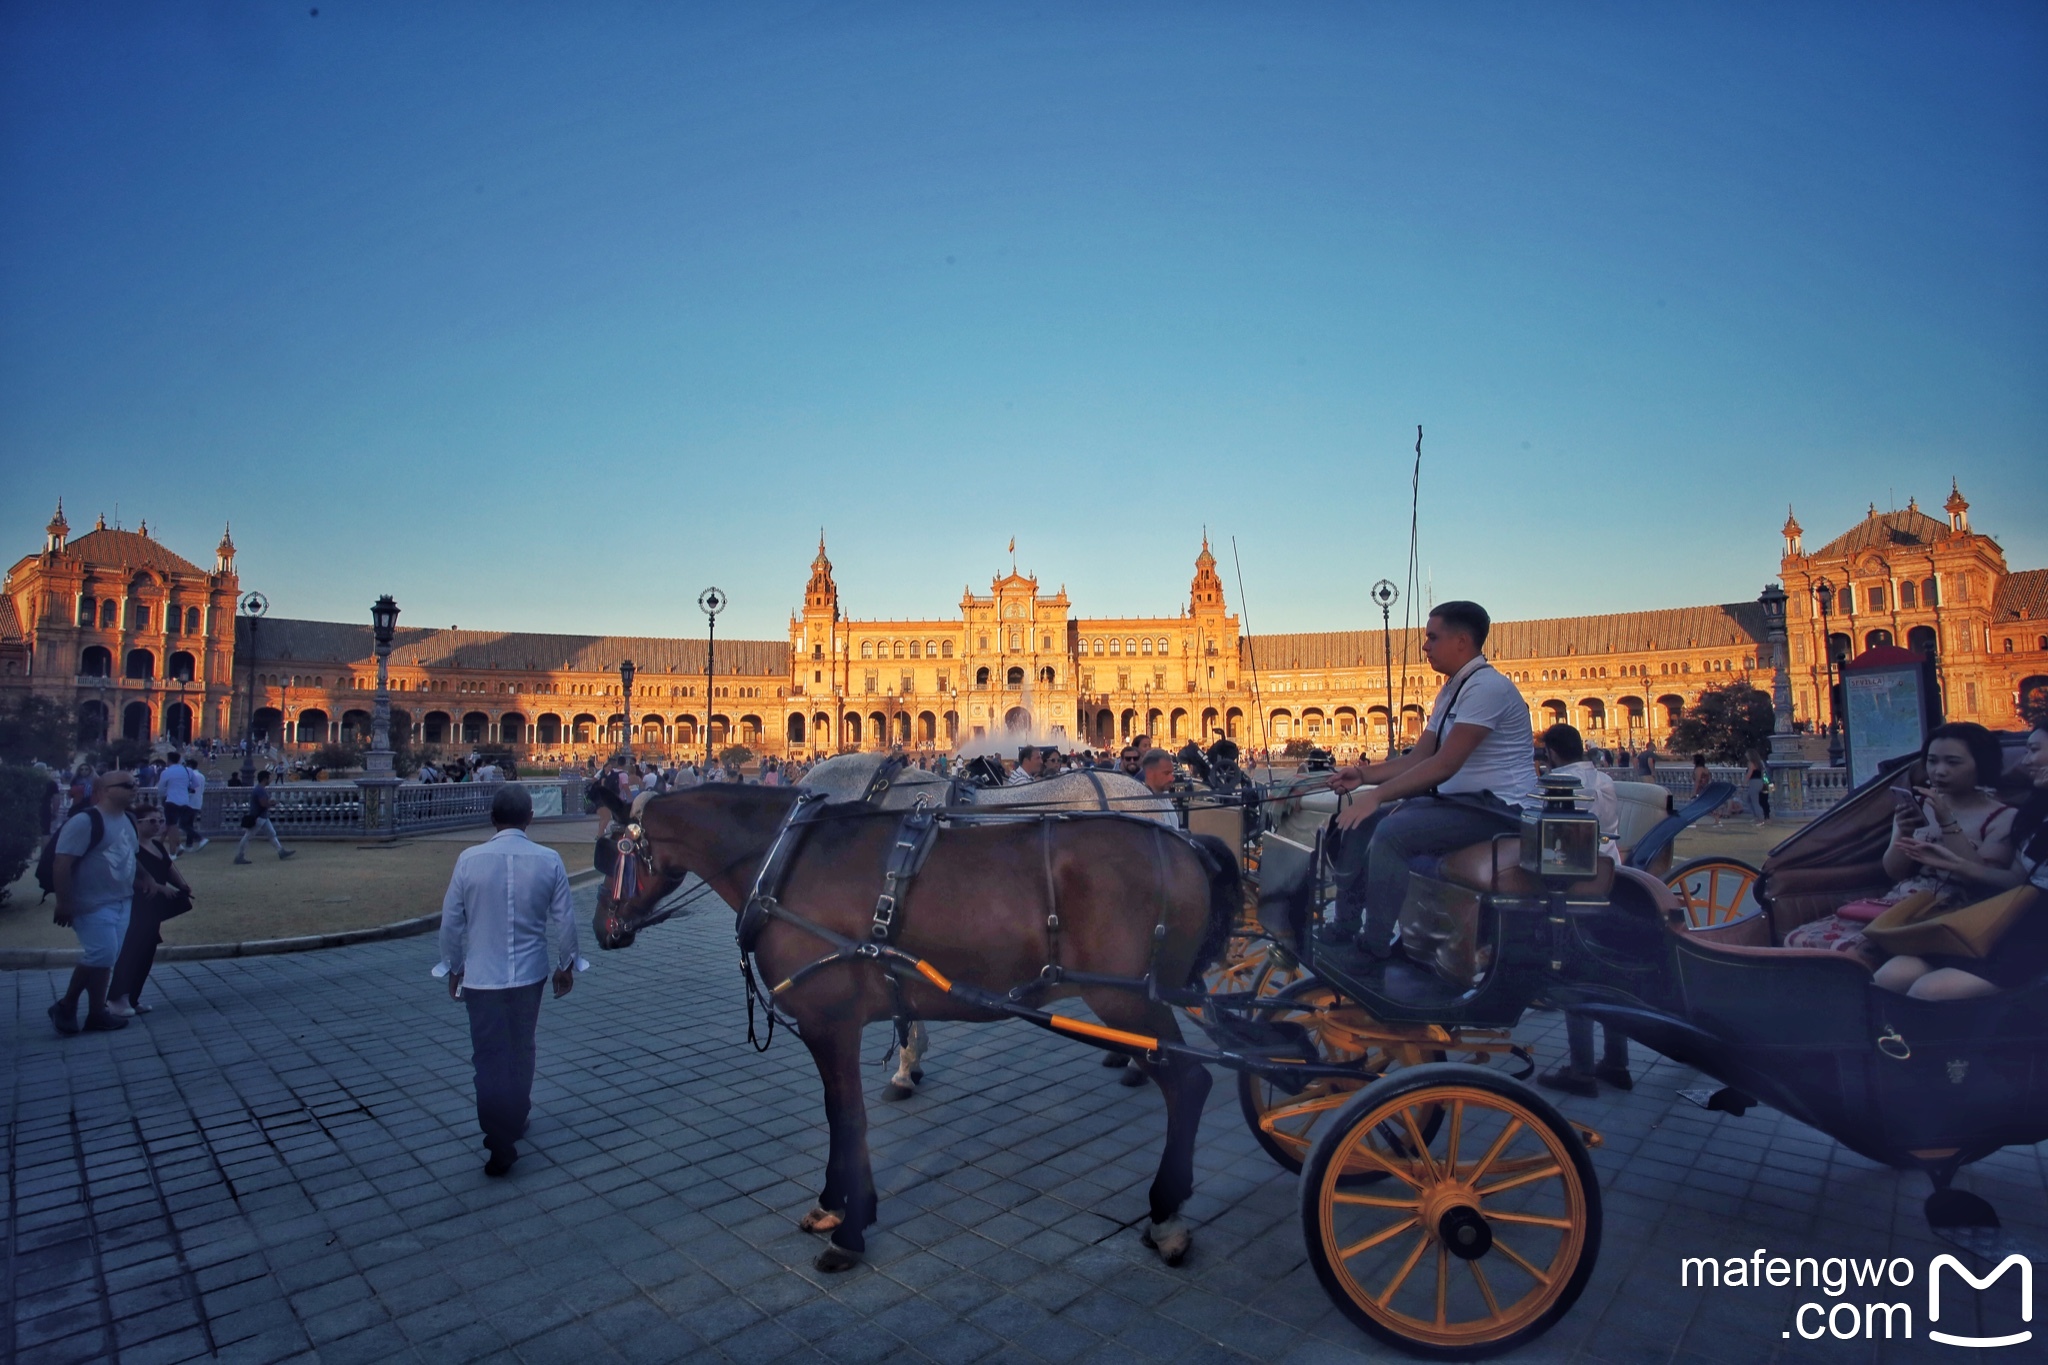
left=1761, top=863, right=1891, bottom=942
left=1434, top=834, right=1615, bottom=899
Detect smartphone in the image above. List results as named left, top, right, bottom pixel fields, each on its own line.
left=1891, top=787, right=1921, bottom=812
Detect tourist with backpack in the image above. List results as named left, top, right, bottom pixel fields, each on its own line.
left=47, top=767, right=140, bottom=1034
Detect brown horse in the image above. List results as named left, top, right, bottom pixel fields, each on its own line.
left=591, top=780, right=1238, bottom=1272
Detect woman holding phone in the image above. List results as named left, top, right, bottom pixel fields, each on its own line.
left=1784, top=722, right=2016, bottom=955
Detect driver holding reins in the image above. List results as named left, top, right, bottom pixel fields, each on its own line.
left=1319, top=600, right=1541, bottom=955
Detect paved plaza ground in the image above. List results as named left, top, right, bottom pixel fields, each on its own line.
left=5, top=880, right=2043, bottom=1364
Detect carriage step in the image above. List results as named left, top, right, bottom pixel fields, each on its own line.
left=1678, top=1086, right=1755, bottom=1116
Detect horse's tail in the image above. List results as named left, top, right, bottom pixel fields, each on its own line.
left=1185, top=833, right=1241, bottom=987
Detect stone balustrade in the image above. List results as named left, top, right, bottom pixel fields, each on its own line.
left=191, top=778, right=579, bottom=839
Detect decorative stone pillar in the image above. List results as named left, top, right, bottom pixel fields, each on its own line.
left=357, top=595, right=401, bottom=838
left=1758, top=582, right=1811, bottom=816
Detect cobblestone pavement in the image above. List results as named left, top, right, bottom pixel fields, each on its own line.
left=5, top=884, right=2044, bottom=1364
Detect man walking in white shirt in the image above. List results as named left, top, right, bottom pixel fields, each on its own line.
left=435, top=786, right=581, bottom=1176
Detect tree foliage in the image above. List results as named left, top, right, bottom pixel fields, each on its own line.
left=0, top=766, right=50, bottom=904
left=1668, top=682, right=1776, bottom=763
left=0, top=696, right=74, bottom=767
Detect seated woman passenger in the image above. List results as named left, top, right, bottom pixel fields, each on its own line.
left=1874, top=724, right=2048, bottom=1000
left=1784, top=723, right=2016, bottom=957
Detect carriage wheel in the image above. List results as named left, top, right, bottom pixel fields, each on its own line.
left=1239, top=979, right=1446, bottom=1177
left=1301, top=1065, right=1600, bottom=1360
left=1201, top=935, right=1307, bottom=1004
left=1664, top=856, right=1762, bottom=929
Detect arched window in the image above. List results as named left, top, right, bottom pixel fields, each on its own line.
left=1867, top=629, right=1894, bottom=650
left=78, top=596, right=95, bottom=627
left=1868, top=585, right=1886, bottom=612
left=1158, top=638, right=1169, bottom=654
left=1141, top=639, right=1152, bottom=655
left=893, top=640, right=905, bottom=658
left=975, top=666, right=990, bottom=686
left=1006, top=666, right=1024, bottom=687
left=186, top=606, right=201, bottom=634
left=1899, top=580, right=1917, bottom=609
left=1038, top=666, right=1054, bottom=685
left=1839, top=586, right=1855, bottom=615
left=1009, top=631, right=1020, bottom=650
left=941, top=640, right=954, bottom=658
left=1125, top=638, right=1137, bottom=655
left=1109, top=639, right=1120, bottom=655
left=1922, top=576, right=1939, bottom=607
left=1092, top=639, right=1104, bottom=655
left=861, top=640, right=873, bottom=658
left=100, top=600, right=117, bottom=628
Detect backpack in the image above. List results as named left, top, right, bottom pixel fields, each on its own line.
left=35, top=807, right=106, bottom=901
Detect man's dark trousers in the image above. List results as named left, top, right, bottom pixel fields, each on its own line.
left=464, top=981, right=545, bottom=1156
left=1328, top=794, right=1522, bottom=953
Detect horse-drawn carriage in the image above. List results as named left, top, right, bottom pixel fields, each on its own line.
left=592, top=744, right=2046, bottom=1360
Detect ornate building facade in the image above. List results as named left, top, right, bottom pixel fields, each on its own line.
left=4, top=494, right=2043, bottom=762
left=0, top=505, right=243, bottom=747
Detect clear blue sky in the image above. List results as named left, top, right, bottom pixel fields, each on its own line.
left=4, top=2, right=2044, bottom=641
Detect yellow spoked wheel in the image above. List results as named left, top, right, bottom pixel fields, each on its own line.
left=1200, top=935, right=1307, bottom=1005
left=1301, top=1065, right=1600, bottom=1360
left=1238, top=980, right=1446, bottom=1177
left=1664, top=856, right=1762, bottom=929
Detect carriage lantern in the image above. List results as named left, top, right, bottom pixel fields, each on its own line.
left=1518, top=773, right=1601, bottom=880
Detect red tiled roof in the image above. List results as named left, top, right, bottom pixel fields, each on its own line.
left=0, top=596, right=20, bottom=641
left=242, top=618, right=792, bottom=676
left=61, top=529, right=209, bottom=578
left=1810, top=508, right=1953, bottom=560
left=1994, top=568, right=2048, bottom=624
left=1247, top=602, right=1767, bottom=670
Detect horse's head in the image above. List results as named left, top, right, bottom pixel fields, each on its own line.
left=591, top=782, right=795, bottom=949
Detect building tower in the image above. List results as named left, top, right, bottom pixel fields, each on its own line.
left=1945, top=480, right=1970, bottom=534
left=1782, top=508, right=1802, bottom=558
left=43, top=501, right=67, bottom=556
left=1190, top=534, right=1227, bottom=613
left=215, top=524, right=237, bottom=575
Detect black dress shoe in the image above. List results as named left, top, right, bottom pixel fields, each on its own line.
left=484, top=1148, right=518, bottom=1177
left=1595, top=1063, right=1634, bottom=1091
left=1537, top=1066, right=1598, bottom=1098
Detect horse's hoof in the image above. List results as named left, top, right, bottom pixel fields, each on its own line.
left=882, top=1082, right=914, bottom=1102
left=1119, top=1063, right=1148, bottom=1087
left=1141, top=1215, right=1192, bottom=1267
left=799, top=1206, right=843, bottom=1234
left=815, top=1244, right=863, bottom=1273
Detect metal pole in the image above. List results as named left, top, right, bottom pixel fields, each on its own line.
left=1372, top=579, right=1399, bottom=758
left=699, top=587, right=726, bottom=767
left=238, top=591, right=267, bottom=781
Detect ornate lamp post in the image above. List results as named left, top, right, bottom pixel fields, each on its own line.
left=358, top=595, right=402, bottom=835
left=1814, top=578, right=1844, bottom=767
left=238, top=591, right=268, bottom=780
left=1757, top=582, right=1809, bottom=815
left=699, top=587, right=725, bottom=766
left=618, top=658, right=636, bottom=764
left=1371, top=579, right=1399, bottom=758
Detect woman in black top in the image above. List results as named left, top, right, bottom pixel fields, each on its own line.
left=108, top=806, right=192, bottom=1017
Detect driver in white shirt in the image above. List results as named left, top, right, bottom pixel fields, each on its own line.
left=1321, top=601, right=1540, bottom=956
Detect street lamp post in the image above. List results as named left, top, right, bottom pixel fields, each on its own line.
left=699, top=587, right=725, bottom=766
left=1757, top=582, right=1809, bottom=815
left=619, top=659, right=636, bottom=765
left=1814, top=578, right=1844, bottom=767
left=359, top=595, right=402, bottom=836
left=1371, top=579, right=1399, bottom=758
left=238, top=591, right=268, bottom=781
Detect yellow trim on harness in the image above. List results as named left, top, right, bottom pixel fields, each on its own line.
left=1049, top=1016, right=1158, bottom=1051
left=913, top=960, right=953, bottom=992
